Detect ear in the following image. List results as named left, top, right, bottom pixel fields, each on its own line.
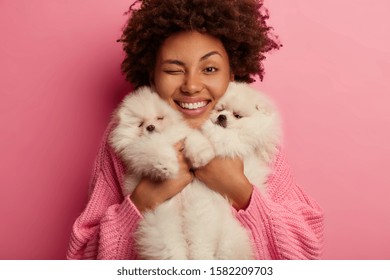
left=256, top=103, right=270, bottom=115
left=149, top=71, right=155, bottom=89
left=229, top=71, right=235, bottom=81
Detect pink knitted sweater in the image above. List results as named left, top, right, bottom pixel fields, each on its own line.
left=67, top=122, right=324, bottom=260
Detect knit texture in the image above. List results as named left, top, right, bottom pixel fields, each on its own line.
left=67, top=122, right=324, bottom=259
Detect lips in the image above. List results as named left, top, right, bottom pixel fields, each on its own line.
left=177, top=101, right=208, bottom=110
left=174, top=99, right=211, bottom=117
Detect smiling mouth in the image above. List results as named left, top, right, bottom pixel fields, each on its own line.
left=176, top=101, right=209, bottom=110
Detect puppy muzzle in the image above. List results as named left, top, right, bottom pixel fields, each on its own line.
left=216, top=114, right=227, bottom=128
left=146, top=125, right=155, bottom=132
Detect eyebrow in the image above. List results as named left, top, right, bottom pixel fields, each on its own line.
left=162, top=51, right=222, bottom=66
left=200, top=51, right=222, bottom=61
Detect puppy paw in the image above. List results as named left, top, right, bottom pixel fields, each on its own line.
left=184, top=131, right=215, bottom=168
left=152, top=159, right=178, bottom=180
left=149, top=147, right=179, bottom=180
left=189, top=146, right=215, bottom=168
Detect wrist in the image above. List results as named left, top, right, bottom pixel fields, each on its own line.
left=230, top=178, right=253, bottom=210
left=130, top=179, right=161, bottom=212
left=130, top=188, right=148, bottom=213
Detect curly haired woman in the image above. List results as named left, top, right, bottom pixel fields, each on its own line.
left=67, top=0, right=324, bottom=260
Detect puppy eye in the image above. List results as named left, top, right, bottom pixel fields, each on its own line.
left=216, top=106, right=224, bottom=112
left=233, top=113, right=242, bottom=119
left=157, top=116, right=164, bottom=120
left=138, top=121, right=144, bottom=127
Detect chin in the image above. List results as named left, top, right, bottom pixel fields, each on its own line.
left=184, top=116, right=208, bottom=129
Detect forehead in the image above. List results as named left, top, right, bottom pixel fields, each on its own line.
left=156, top=31, right=229, bottom=63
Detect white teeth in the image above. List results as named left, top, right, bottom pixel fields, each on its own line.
left=178, top=101, right=207, bottom=110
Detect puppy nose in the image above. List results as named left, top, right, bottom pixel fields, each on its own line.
left=216, top=114, right=227, bottom=128
left=217, top=115, right=227, bottom=122
left=146, top=125, right=155, bottom=132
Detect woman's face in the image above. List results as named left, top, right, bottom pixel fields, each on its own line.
left=152, top=31, right=234, bottom=128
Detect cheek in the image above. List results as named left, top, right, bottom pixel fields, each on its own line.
left=207, top=72, right=231, bottom=101
left=154, top=83, right=170, bottom=101
left=153, top=73, right=177, bottom=101
left=208, top=82, right=229, bottom=104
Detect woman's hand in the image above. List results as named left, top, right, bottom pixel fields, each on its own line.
left=130, top=142, right=193, bottom=212
left=193, top=157, right=253, bottom=210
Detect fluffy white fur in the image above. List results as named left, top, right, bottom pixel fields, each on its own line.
left=109, top=87, right=190, bottom=194
left=202, top=82, right=281, bottom=192
left=109, top=82, right=281, bottom=260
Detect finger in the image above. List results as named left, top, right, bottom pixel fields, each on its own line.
left=177, top=147, right=186, bottom=161
left=177, top=146, right=190, bottom=166
left=174, top=140, right=185, bottom=152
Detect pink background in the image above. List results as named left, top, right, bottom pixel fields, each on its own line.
left=0, top=0, right=389, bottom=259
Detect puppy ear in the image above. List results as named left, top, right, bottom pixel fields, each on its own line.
left=255, top=103, right=271, bottom=115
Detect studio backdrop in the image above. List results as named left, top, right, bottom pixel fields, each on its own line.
left=0, top=0, right=389, bottom=259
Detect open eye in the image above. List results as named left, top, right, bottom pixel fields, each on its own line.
left=138, top=121, right=144, bottom=127
left=157, top=116, right=164, bottom=121
left=233, top=113, right=242, bottom=119
left=204, top=67, right=218, bottom=73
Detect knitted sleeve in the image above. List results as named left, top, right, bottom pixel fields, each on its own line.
left=67, top=121, right=324, bottom=260
left=66, top=124, right=142, bottom=260
left=234, top=149, right=325, bottom=259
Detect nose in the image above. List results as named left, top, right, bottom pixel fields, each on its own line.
left=217, top=114, right=227, bottom=128
left=146, top=125, right=155, bottom=132
left=217, top=115, right=227, bottom=122
left=180, top=72, right=203, bottom=94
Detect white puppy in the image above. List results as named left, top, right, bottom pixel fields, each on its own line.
left=109, top=82, right=280, bottom=259
left=109, top=87, right=190, bottom=194
left=202, top=81, right=281, bottom=191
left=109, top=87, right=216, bottom=259
left=182, top=82, right=281, bottom=259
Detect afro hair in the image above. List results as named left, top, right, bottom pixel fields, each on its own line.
left=119, top=0, right=281, bottom=88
